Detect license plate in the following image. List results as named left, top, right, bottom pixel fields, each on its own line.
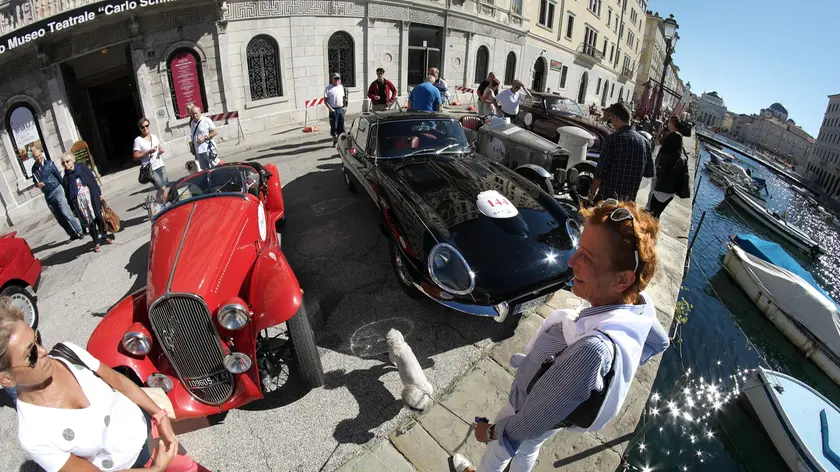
left=513, top=294, right=549, bottom=315
left=186, top=371, right=228, bottom=389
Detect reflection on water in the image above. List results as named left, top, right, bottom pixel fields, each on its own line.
left=619, top=140, right=840, bottom=471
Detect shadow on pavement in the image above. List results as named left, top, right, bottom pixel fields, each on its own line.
left=91, top=241, right=150, bottom=317
left=120, top=215, right=149, bottom=232
left=323, top=364, right=404, bottom=444
left=318, top=155, right=339, bottom=161
left=129, top=187, right=156, bottom=197
left=40, top=242, right=96, bottom=267
left=31, top=240, right=69, bottom=254
left=247, top=143, right=335, bottom=162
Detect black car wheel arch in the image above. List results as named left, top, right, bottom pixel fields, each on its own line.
left=390, top=238, right=425, bottom=299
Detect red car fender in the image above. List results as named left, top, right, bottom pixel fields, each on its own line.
left=264, top=164, right=285, bottom=221
left=249, top=247, right=302, bottom=331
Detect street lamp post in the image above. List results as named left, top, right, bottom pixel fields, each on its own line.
left=654, top=14, right=679, bottom=121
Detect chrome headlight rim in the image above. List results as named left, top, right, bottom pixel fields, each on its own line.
left=121, top=331, right=152, bottom=356
left=217, top=303, right=251, bottom=331
left=427, top=243, right=475, bottom=296
left=146, top=373, right=174, bottom=393
left=566, top=219, right=581, bottom=249
left=223, top=352, right=253, bottom=374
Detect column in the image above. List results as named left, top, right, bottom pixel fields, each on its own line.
left=130, top=39, right=163, bottom=139
left=365, top=17, right=374, bottom=98
left=400, top=21, right=410, bottom=95
left=215, top=21, right=238, bottom=114
left=44, top=65, right=80, bottom=152
left=463, top=33, right=473, bottom=88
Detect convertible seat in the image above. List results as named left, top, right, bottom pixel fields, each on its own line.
left=395, top=136, right=420, bottom=149
left=461, top=116, right=482, bottom=131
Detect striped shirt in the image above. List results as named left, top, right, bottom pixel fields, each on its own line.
left=494, top=302, right=670, bottom=456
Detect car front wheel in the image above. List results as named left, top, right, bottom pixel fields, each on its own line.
left=287, top=306, right=325, bottom=388
left=2, top=286, right=38, bottom=329
left=391, top=239, right=424, bottom=299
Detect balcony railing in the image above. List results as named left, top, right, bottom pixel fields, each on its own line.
left=577, top=43, right=604, bottom=62
left=620, top=65, right=635, bottom=79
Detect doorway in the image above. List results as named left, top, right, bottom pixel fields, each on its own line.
left=577, top=71, right=589, bottom=104
left=532, top=57, right=546, bottom=92
left=61, top=43, right=142, bottom=175
left=408, top=25, right=442, bottom=87
left=601, top=80, right=609, bottom=107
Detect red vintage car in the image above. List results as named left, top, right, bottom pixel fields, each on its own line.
left=87, top=163, right=324, bottom=419
left=0, top=231, right=41, bottom=328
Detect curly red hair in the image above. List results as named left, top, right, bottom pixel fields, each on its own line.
left=579, top=200, right=659, bottom=304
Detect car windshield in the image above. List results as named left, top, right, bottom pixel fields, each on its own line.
left=165, top=165, right=259, bottom=206
left=376, top=119, right=470, bottom=158
left=545, top=97, right=584, bottom=116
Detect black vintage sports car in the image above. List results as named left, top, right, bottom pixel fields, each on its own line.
left=517, top=92, right=613, bottom=159
left=338, top=111, right=580, bottom=322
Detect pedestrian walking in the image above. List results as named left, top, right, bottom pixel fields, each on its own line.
left=588, top=102, right=654, bottom=203
left=407, top=75, right=442, bottom=112
left=452, top=200, right=669, bottom=472
left=61, top=153, right=113, bottom=253
left=648, top=116, right=687, bottom=218
left=325, top=72, right=347, bottom=145
left=0, top=298, right=210, bottom=472
left=476, top=72, right=496, bottom=115
left=428, top=67, right=450, bottom=105
left=188, top=105, right=219, bottom=171
left=479, top=79, right=501, bottom=117
left=133, top=117, right=168, bottom=190
left=495, top=80, right=532, bottom=120
left=368, top=68, right=397, bottom=112
left=30, top=145, right=83, bottom=242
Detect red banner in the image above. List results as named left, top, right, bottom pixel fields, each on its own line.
left=170, top=52, right=202, bottom=118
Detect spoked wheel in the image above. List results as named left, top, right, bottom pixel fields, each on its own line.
left=391, top=239, right=424, bottom=299
left=286, top=305, right=325, bottom=389
left=569, top=162, right=597, bottom=205
left=2, top=286, right=38, bottom=329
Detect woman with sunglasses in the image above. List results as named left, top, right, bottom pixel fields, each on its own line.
left=61, top=153, right=113, bottom=253
left=133, top=118, right=168, bottom=190
left=0, top=297, right=209, bottom=472
left=453, top=200, right=670, bottom=472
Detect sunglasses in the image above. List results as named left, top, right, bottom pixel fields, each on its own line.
left=598, top=199, right=640, bottom=273
left=8, top=330, right=42, bottom=370
left=61, top=160, right=72, bottom=165
left=140, top=124, right=150, bottom=129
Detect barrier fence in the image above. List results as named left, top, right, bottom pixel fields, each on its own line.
left=208, top=111, right=245, bottom=144
left=302, top=98, right=326, bottom=132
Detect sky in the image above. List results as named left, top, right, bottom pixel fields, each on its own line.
left=646, top=0, right=840, bottom=136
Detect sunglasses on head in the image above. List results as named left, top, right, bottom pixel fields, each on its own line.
left=598, top=199, right=639, bottom=273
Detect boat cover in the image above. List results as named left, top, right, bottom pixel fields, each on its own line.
left=734, top=234, right=837, bottom=309
left=730, top=244, right=840, bottom=356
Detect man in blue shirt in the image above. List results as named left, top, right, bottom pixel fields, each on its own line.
left=30, top=146, right=83, bottom=241
left=408, top=75, right=442, bottom=112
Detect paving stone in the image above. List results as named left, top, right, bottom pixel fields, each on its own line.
left=546, top=289, right=585, bottom=310
left=656, top=233, right=689, bottom=280
left=417, top=405, right=471, bottom=454
left=390, top=423, right=450, bottom=472
left=440, top=358, right=514, bottom=425
left=534, top=430, right=623, bottom=472
left=645, top=262, right=682, bottom=316
left=335, top=439, right=416, bottom=472
left=490, top=314, right=543, bottom=375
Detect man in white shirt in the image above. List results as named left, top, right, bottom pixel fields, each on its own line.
left=189, top=105, right=218, bottom=171
left=325, top=72, right=347, bottom=145
left=495, top=80, right=533, bottom=119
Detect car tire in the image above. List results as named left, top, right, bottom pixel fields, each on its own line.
left=287, top=306, right=325, bottom=389
left=2, top=286, right=38, bottom=329
left=569, top=162, right=597, bottom=203
left=391, top=239, right=424, bottom=300
left=343, top=166, right=356, bottom=193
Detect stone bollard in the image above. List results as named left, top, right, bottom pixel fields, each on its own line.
left=557, top=126, right=595, bottom=169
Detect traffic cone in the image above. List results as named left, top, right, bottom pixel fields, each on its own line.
left=467, top=105, right=477, bottom=112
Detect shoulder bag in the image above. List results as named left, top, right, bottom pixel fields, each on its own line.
left=137, top=136, right=155, bottom=184
left=676, top=145, right=691, bottom=199
left=50, top=343, right=176, bottom=420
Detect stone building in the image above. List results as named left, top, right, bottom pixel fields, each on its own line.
left=0, top=0, right=529, bottom=227
left=695, top=91, right=726, bottom=128
left=521, top=0, right=648, bottom=108
left=631, top=10, right=666, bottom=110
left=736, top=103, right=814, bottom=167
left=803, top=93, right=840, bottom=208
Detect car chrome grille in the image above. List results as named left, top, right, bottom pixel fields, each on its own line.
left=149, top=295, right=233, bottom=405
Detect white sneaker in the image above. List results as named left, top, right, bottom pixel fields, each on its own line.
left=452, top=453, right=474, bottom=472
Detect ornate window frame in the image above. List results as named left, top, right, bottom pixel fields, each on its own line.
left=241, top=31, right=290, bottom=109
left=323, top=30, right=359, bottom=92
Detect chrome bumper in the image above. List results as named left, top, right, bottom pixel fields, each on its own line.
left=413, top=281, right=506, bottom=320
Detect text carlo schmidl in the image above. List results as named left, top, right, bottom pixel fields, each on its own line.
left=0, top=0, right=175, bottom=56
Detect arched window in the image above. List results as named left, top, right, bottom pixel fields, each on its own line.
left=6, top=103, right=48, bottom=178
left=167, top=48, right=209, bottom=119
left=328, top=32, right=355, bottom=87
left=247, top=35, right=283, bottom=101
left=474, top=46, right=489, bottom=84
left=504, top=52, right=516, bottom=86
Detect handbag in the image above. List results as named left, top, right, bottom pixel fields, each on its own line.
left=101, top=199, right=121, bottom=233
left=676, top=153, right=691, bottom=199
left=138, top=163, right=151, bottom=184
left=49, top=343, right=177, bottom=420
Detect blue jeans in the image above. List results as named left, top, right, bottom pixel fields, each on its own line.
left=329, top=107, right=346, bottom=137
left=151, top=166, right=169, bottom=190
left=45, top=188, right=82, bottom=237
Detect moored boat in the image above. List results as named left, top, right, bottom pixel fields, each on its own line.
left=724, top=185, right=822, bottom=257
left=742, top=367, right=840, bottom=472
left=705, top=162, right=766, bottom=200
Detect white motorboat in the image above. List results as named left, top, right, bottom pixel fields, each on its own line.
left=724, top=238, right=839, bottom=383
left=743, top=367, right=840, bottom=472
left=791, top=185, right=812, bottom=197
left=707, top=146, right=736, bottom=163
left=707, top=162, right=766, bottom=200
left=724, top=185, right=823, bottom=257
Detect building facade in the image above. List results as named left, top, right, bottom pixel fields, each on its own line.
left=0, top=0, right=530, bottom=226
left=804, top=93, right=840, bottom=208
left=631, top=10, right=665, bottom=110
left=521, top=0, right=648, bottom=109
left=695, top=91, right=726, bottom=128
left=736, top=103, right=814, bottom=167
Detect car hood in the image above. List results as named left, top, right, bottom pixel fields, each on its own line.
left=147, top=196, right=259, bottom=305
left=382, top=155, right=575, bottom=299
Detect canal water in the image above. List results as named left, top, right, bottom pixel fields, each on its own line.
left=619, top=138, right=840, bottom=472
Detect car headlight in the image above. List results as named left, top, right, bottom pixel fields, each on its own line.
left=566, top=219, right=581, bottom=248
left=122, top=331, right=152, bottom=356
left=427, top=243, right=475, bottom=295
left=146, top=373, right=174, bottom=393
left=217, top=303, right=250, bottom=330
left=224, top=352, right=252, bottom=374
